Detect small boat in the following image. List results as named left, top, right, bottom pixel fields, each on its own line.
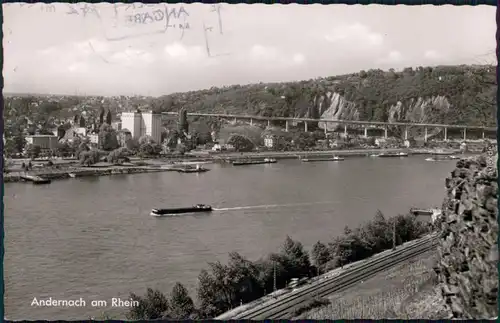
left=430, top=150, right=454, bottom=155
left=232, top=158, right=277, bottom=166
left=176, top=164, right=209, bottom=173
left=301, top=156, right=344, bottom=162
left=425, top=156, right=453, bottom=162
left=68, top=173, right=76, bottom=178
left=378, top=152, right=408, bottom=158
left=32, top=178, right=51, bottom=185
left=151, top=204, right=213, bottom=217
left=449, top=155, right=461, bottom=160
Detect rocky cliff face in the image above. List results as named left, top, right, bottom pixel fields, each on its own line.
left=305, top=92, right=450, bottom=136
left=434, top=145, right=498, bottom=318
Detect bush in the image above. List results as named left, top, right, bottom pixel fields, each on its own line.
left=292, top=297, right=331, bottom=317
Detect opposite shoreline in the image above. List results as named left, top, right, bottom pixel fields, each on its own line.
left=4, top=148, right=465, bottom=183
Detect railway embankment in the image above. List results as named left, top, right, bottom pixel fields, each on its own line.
left=434, top=149, right=498, bottom=319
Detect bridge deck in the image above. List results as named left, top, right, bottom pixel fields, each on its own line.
left=162, top=112, right=495, bottom=131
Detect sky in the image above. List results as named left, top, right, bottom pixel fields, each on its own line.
left=3, top=3, right=496, bottom=96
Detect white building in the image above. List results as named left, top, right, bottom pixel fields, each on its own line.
left=120, top=111, right=162, bottom=144
left=121, top=112, right=142, bottom=139
left=142, top=112, right=162, bottom=144
left=74, top=127, right=87, bottom=137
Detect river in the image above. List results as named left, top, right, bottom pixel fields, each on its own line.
left=4, top=156, right=455, bottom=320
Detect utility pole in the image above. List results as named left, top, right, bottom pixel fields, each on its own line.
left=392, top=220, right=397, bottom=250
left=273, top=260, right=277, bottom=292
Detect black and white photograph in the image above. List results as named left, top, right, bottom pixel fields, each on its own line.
left=3, top=2, right=498, bottom=320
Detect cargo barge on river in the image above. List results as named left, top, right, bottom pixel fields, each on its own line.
left=232, top=158, right=277, bottom=166
left=151, top=204, right=213, bottom=217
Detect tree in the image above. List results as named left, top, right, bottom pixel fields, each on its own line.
left=55, top=142, right=72, bottom=157
left=139, top=142, right=161, bottom=157
left=99, top=106, right=105, bottom=125
left=227, top=135, right=255, bottom=152
left=179, top=108, right=189, bottom=133
left=292, top=132, right=316, bottom=150
left=127, top=288, right=169, bottom=320
left=311, top=241, right=332, bottom=273
left=107, top=147, right=131, bottom=164
left=56, top=126, right=67, bottom=140
left=79, top=150, right=101, bottom=166
left=75, top=142, right=89, bottom=159
left=196, top=263, right=233, bottom=317
left=225, top=252, right=263, bottom=304
left=166, top=283, right=195, bottom=319
left=165, top=130, right=180, bottom=150
left=139, top=135, right=155, bottom=146
left=98, top=124, right=119, bottom=151
left=4, top=133, right=25, bottom=156
left=79, top=115, right=86, bottom=127
left=280, top=236, right=312, bottom=279
left=124, top=138, right=139, bottom=152
left=105, top=109, right=112, bottom=125
left=196, top=270, right=220, bottom=318
left=364, top=210, right=392, bottom=251
left=26, top=144, right=41, bottom=160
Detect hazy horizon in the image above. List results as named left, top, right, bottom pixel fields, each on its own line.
left=3, top=3, right=496, bottom=97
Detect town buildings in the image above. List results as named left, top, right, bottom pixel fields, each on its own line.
left=25, top=135, right=58, bottom=152
left=121, top=111, right=162, bottom=144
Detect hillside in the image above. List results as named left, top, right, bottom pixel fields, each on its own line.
left=152, top=64, right=496, bottom=129
left=3, top=64, right=496, bottom=144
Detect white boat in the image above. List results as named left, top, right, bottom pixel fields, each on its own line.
left=68, top=173, right=76, bottom=178
left=426, top=156, right=453, bottom=162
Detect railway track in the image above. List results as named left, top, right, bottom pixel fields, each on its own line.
left=230, top=234, right=438, bottom=320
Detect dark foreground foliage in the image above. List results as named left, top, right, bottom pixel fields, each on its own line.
left=128, top=211, right=430, bottom=319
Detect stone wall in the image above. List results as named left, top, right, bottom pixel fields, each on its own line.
left=435, top=149, right=498, bottom=319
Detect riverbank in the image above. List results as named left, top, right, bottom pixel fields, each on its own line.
left=3, top=166, right=180, bottom=183
left=4, top=148, right=467, bottom=183
left=213, top=148, right=462, bottom=161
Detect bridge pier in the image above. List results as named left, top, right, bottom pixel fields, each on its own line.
left=424, top=127, right=428, bottom=143
left=324, top=123, right=327, bottom=134
left=304, top=121, right=308, bottom=132
left=267, top=120, right=271, bottom=128
left=344, top=124, right=348, bottom=137
left=482, top=129, right=485, bottom=140
left=285, top=120, right=289, bottom=132
left=384, top=126, right=388, bottom=139
left=250, top=118, right=253, bottom=126
left=404, top=127, right=408, bottom=141
left=364, top=127, right=368, bottom=138
left=444, top=127, right=448, bottom=141
left=463, top=128, right=467, bottom=141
